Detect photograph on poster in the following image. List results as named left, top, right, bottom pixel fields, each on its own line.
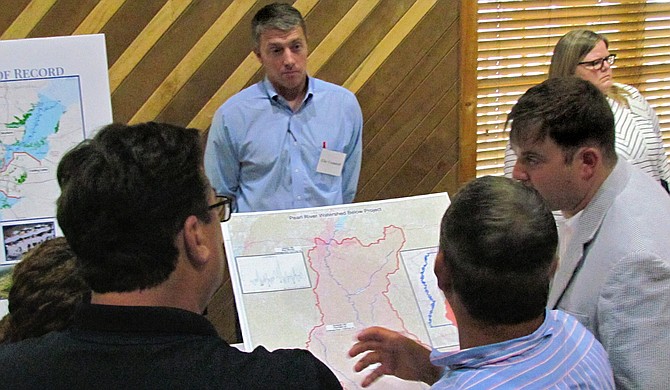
left=2, top=220, right=55, bottom=263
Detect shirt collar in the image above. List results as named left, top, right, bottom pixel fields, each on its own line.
left=430, top=309, right=553, bottom=370
left=72, top=303, right=219, bottom=337
left=262, top=76, right=314, bottom=106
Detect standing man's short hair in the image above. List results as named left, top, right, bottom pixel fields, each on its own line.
left=56, top=122, right=211, bottom=293
left=440, top=176, right=557, bottom=324
left=508, top=77, right=617, bottom=165
left=251, top=3, right=306, bottom=49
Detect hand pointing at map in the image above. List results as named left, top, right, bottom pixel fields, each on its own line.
left=346, top=176, right=615, bottom=388
left=348, top=326, right=442, bottom=387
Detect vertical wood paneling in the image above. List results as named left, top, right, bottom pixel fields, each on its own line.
left=459, top=0, right=478, bottom=184
left=0, top=0, right=463, bottom=343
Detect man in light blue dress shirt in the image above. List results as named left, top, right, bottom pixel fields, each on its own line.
left=348, top=176, right=614, bottom=389
left=205, top=3, right=363, bottom=212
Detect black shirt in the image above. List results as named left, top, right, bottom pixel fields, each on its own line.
left=0, top=303, right=341, bottom=389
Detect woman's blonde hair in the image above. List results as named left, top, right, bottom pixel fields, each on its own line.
left=549, top=29, right=627, bottom=102
left=549, top=29, right=607, bottom=78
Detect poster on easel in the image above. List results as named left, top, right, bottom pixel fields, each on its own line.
left=0, top=34, right=112, bottom=316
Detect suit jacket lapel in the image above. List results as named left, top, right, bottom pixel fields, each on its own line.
left=547, top=223, right=591, bottom=308
left=547, top=160, right=629, bottom=309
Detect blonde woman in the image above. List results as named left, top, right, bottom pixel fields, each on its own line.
left=504, top=29, right=670, bottom=190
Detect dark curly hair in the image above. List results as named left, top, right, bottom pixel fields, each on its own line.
left=56, top=122, right=211, bottom=293
left=0, top=237, right=88, bottom=343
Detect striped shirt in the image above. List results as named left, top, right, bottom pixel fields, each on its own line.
left=429, top=310, right=614, bottom=389
left=504, top=83, right=670, bottom=184
left=608, top=83, right=670, bottom=183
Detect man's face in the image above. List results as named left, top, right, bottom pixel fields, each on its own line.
left=512, top=136, right=588, bottom=216
left=574, top=40, right=613, bottom=94
left=255, top=27, right=308, bottom=95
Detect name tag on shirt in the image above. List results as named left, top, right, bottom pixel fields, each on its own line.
left=316, top=148, right=346, bottom=176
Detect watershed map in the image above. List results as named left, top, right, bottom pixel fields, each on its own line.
left=223, top=193, right=459, bottom=390
left=0, top=76, right=84, bottom=221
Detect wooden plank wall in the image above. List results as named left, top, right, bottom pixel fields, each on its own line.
left=1, top=0, right=462, bottom=343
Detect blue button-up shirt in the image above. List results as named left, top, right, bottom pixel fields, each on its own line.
left=205, top=77, right=363, bottom=212
left=430, top=310, right=614, bottom=389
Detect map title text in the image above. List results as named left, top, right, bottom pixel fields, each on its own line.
left=0, top=67, right=65, bottom=81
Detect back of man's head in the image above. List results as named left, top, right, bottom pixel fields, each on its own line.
left=56, top=122, right=211, bottom=294
left=252, top=2, right=306, bottom=48
left=439, top=176, right=557, bottom=325
left=509, top=77, right=617, bottom=165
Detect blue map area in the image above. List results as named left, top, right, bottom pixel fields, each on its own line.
left=0, top=76, right=83, bottom=218
left=0, top=192, right=19, bottom=210
left=3, top=94, right=65, bottom=166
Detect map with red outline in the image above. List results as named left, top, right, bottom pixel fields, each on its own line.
left=223, top=193, right=458, bottom=389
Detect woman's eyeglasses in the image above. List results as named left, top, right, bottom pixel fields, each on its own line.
left=578, top=54, right=616, bottom=71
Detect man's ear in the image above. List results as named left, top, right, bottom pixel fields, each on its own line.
left=434, top=250, right=453, bottom=296
left=254, top=48, right=262, bottom=62
left=576, top=147, right=600, bottom=180
left=182, top=215, right=209, bottom=267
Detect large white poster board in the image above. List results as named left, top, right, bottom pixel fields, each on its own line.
left=0, top=34, right=112, bottom=316
left=223, top=193, right=459, bottom=389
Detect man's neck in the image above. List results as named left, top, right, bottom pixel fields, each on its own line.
left=273, top=78, right=307, bottom=112
left=90, top=285, right=203, bottom=314
left=457, top=314, right=545, bottom=350
left=448, top=293, right=545, bottom=349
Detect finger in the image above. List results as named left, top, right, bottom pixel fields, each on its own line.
left=353, top=351, right=381, bottom=372
left=361, top=365, right=387, bottom=388
left=355, top=326, right=389, bottom=342
left=348, top=340, right=381, bottom=358
left=348, top=342, right=365, bottom=358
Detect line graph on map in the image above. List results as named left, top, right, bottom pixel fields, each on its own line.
left=223, top=193, right=459, bottom=390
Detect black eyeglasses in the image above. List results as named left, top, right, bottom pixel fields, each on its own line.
left=208, top=195, right=233, bottom=222
left=578, top=54, right=616, bottom=71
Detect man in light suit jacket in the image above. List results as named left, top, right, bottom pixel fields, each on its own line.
left=509, top=77, right=670, bottom=390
